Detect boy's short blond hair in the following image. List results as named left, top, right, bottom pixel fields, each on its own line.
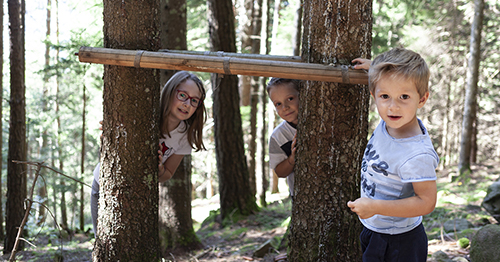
left=368, top=48, right=430, bottom=98
left=266, top=78, right=301, bottom=94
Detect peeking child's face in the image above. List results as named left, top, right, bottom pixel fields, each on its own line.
left=169, top=79, right=201, bottom=123
left=269, top=82, right=299, bottom=125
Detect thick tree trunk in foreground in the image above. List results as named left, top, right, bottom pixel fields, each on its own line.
left=289, top=0, right=372, bottom=261
left=93, top=0, right=160, bottom=260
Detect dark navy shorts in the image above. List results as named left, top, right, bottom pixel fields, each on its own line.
left=360, top=223, right=428, bottom=262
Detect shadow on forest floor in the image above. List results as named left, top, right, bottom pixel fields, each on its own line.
left=1, top=160, right=499, bottom=262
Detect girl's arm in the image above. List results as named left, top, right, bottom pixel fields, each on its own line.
left=347, top=180, right=437, bottom=219
left=273, top=134, right=297, bottom=178
left=158, top=153, right=184, bottom=182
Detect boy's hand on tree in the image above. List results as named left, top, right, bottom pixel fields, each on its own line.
left=347, top=198, right=376, bottom=219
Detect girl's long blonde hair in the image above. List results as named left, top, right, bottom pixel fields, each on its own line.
left=159, top=71, right=207, bottom=151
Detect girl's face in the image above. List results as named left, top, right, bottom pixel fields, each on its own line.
left=269, top=83, right=299, bottom=125
left=169, top=79, right=202, bottom=124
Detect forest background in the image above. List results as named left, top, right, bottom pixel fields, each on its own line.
left=1, top=0, right=500, bottom=260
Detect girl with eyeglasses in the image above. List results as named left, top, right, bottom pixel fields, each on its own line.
left=157, top=71, right=207, bottom=181
left=91, top=71, right=207, bottom=236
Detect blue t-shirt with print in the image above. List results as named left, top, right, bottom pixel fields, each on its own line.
left=359, top=119, right=439, bottom=235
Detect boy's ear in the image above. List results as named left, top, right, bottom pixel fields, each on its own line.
left=418, top=92, right=430, bottom=108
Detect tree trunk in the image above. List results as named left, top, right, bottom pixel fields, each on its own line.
left=37, top=0, right=51, bottom=227
left=0, top=0, right=5, bottom=240
left=289, top=0, right=371, bottom=260
left=458, top=0, right=484, bottom=176
left=93, top=0, right=160, bottom=260
left=239, top=0, right=253, bottom=106
left=158, top=0, right=200, bottom=252
left=55, top=1, right=68, bottom=232
left=159, top=155, right=201, bottom=254
left=5, top=0, right=26, bottom=254
left=207, top=0, right=259, bottom=220
left=250, top=0, right=266, bottom=206
left=292, top=1, right=302, bottom=57
left=260, top=0, right=272, bottom=204
left=247, top=0, right=264, bottom=199
left=80, top=85, right=86, bottom=231
left=266, top=0, right=279, bottom=195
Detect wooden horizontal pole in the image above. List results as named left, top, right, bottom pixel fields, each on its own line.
left=77, top=46, right=368, bottom=85
left=159, top=49, right=303, bottom=62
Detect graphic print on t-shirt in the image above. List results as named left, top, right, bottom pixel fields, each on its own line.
left=361, top=143, right=389, bottom=198
left=161, top=141, right=172, bottom=158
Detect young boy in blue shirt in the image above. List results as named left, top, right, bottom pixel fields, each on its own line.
left=348, top=48, right=439, bottom=262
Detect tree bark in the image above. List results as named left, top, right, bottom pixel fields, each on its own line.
left=36, top=0, right=51, bottom=227
left=207, top=0, right=259, bottom=220
left=292, top=1, right=302, bottom=57
left=0, top=0, right=5, bottom=240
left=289, top=0, right=371, bottom=260
left=93, top=0, right=160, bottom=260
left=80, top=85, right=86, bottom=231
left=5, top=0, right=26, bottom=254
left=239, top=0, right=253, bottom=106
left=266, top=0, right=279, bottom=195
left=458, top=0, right=484, bottom=176
left=159, top=155, right=201, bottom=254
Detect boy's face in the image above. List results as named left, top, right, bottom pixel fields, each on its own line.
left=372, top=75, right=429, bottom=138
left=269, top=83, right=299, bottom=125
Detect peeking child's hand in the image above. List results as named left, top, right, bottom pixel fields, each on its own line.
left=289, top=134, right=297, bottom=165
left=347, top=198, right=376, bottom=219
left=352, top=58, right=372, bottom=70
left=158, top=145, right=166, bottom=178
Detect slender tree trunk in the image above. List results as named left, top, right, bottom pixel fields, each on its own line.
left=266, top=0, right=279, bottom=195
left=270, top=0, right=281, bottom=54
left=5, top=0, right=26, bottom=254
left=458, top=0, right=484, bottom=176
left=289, top=0, right=371, bottom=260
left=158, top=0, right=201, bottom=252
left=55, top=0, right=68, bottom=232
left=239, top=0, right=253, bottom=106
left=93, top=0, right=160, bottom=260
left=250, top=0, right=266, bottom=206
left=207, top=0, right=259, bottom=220
left=0, top=0, right=5, bottom=240
left=37, top=0, right=51, bottom=227
left=80, top=85, right=86, bottom=232
left=471, top=113, right=477, bottom=163
left=292, top=1, right=302, bottom=56
left=260, top=0, right=272, bottom=205
left=247, top=0, right=262, bottom=198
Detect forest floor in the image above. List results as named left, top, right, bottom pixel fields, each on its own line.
left=1, top=160, right=499, bottom=262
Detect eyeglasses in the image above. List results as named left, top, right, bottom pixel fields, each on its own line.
left=176, top=90, right=202, bottom=107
